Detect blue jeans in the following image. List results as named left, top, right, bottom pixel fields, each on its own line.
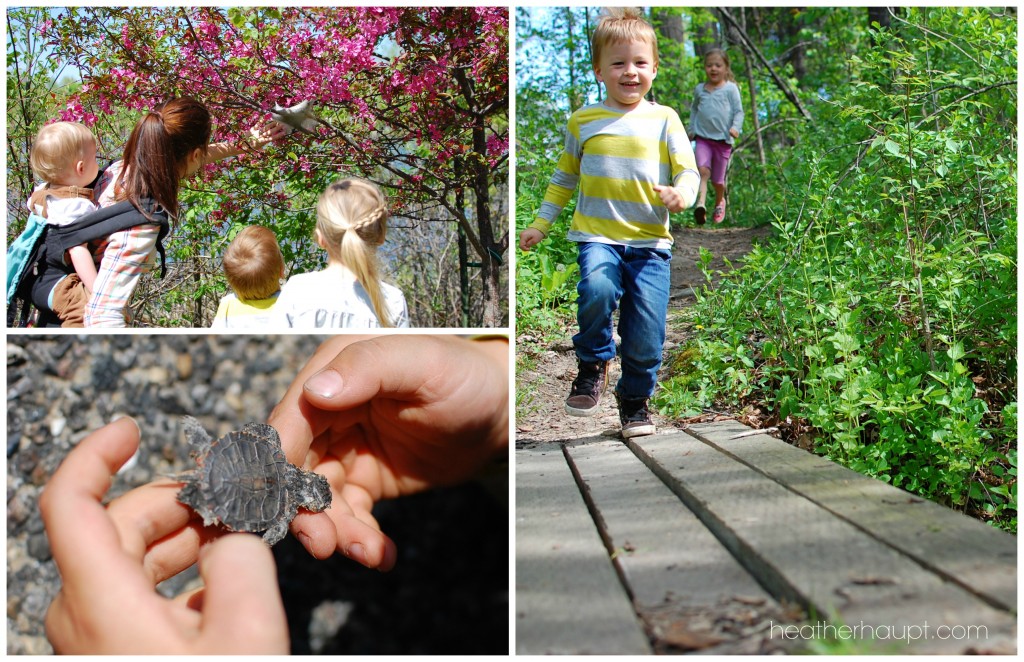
left=573, top=242, right=671, bottom=400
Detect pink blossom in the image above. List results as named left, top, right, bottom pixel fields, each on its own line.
left=47, top=5, right=508, bottom=215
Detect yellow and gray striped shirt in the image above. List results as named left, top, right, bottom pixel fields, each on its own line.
left=530, top=101, right=699, bottom=249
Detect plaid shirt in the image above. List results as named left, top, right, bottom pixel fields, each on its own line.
left=84, top=143, right=241, bottom=326
left=84, top=225, right=158, bottom=327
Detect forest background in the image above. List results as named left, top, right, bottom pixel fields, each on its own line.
left=7, top=7, right=509, bottom=328
left=515, top=7, right=1017, bottom=531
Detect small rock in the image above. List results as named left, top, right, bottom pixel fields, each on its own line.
left=111, top=342, right=137, bottom=368
left=7, top=490, right=33, bottom=526
left=27, top=532, right=52, bottom=561
left=13, top=446, right=40, bottom=477
left=20, top=586, right=51, bottom=622
left=16, top=634, right=53, bottom=656
left=26, top=511, right=46, bottom=534
left=248, top=354, right=284, bottom=376
left=145, top=366, right=170, bottom=384
left=30, top=459, right=54, bottom=487
left=7, top=429, right=22, bottom=457
left=69, top=362, right=94, bottom=392
left=90, top=361, right=123, bottom=391
left=177, top=353, right=193, bottom=380
left=54, top=354, right=76, bottom=379
left=7, top=375, right=34, bottom=400
left=7, top=594, right=23, bottom=618
left=213, top=398, right=236, bottom=420
left=224, top=382, right=244, bottom=412
left=49, top=417, right=67, bottom=438
left=7, top=343, right=29, bottom=366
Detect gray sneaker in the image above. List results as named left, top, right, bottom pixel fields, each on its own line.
left=565, top=361, right=609, bottom=417
left=617, top=395, right=656, bottom=439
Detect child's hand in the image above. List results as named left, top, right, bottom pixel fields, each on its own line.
left=519, top=228, right=545, bottom=251
left=729, top=128, right=740, bottom=139
left=267, top=335, right=509, bottom=567
left=653, top=184, right=689, bottom=213
left=41, top=418, right=288, bottom=654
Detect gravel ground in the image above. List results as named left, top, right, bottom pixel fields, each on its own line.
left=7, top=334, right=508, bottom=655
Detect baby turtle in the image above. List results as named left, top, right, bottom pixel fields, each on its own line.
left=175, top=416, right=332, bottom=546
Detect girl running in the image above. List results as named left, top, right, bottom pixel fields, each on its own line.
left=689, top=49, right=744, bottom=224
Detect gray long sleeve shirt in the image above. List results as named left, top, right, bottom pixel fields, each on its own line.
left=689, top=81, right=744, bottom=145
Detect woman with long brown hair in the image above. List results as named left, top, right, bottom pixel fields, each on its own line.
left=85, top=97, right=284, bottom=326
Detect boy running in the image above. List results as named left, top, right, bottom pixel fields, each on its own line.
left=519, top=7, right=699, bottom=438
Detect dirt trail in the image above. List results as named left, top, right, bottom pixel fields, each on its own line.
left=516, top=224, right=774, bottom=445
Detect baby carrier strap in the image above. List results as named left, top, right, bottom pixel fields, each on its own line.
left=30, top=198, right=171, bottom=318
left=27, top=184, right=95, bottom=218
left=48, top=198, right=171, bottom=276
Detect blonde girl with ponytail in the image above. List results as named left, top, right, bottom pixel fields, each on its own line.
left=274, top=177, right=409, bottom=328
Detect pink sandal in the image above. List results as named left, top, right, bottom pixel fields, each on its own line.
left=713, top=201, right=726, bottom=224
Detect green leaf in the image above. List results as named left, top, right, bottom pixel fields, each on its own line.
left=884, top=139, right=903, bottom=157
left=947, top=342, right=966, bottom=362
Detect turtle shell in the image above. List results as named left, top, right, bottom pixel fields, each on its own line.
left=196, top=428, right=289, bottom=532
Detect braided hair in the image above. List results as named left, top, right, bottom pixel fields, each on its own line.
left=315, top=178, right=395, bottom=327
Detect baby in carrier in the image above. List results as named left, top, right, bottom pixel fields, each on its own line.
left=27, top=122, right=103, bottom=327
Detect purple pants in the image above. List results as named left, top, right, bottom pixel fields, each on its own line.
left=694, top=136, right=733, bottom=185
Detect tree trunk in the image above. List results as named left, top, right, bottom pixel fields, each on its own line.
left=450, top=63, right=506, bottom=327
left=868, top=7, right=894, bottom=30
left=472, top=113, right=500, bottom=328
left=739, top=9, right=765, bottom=165
left=780, top=9, right=807, bottom=83
left=454, top=158, right=471, bottom=327
left=692, top=9, right=720, bottom=57
left=653, top=8, right=684, bottom=43
left=651, top=8, right=685, bottom=106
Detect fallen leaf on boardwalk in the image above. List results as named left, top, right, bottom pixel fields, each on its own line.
left=661, top=624, right=726, bottom=651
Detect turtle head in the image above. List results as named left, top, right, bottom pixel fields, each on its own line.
left=295, top=469, right=332, bottom=513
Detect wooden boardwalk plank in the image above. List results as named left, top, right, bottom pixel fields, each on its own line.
left=630, top=431, right=1017, bottom=654
left=515, top=446, right=651, bottom=654
left=565, top=438, right=776, bottom=609
left=565, top=437, right=789, bottom=652
left=687, top=422, right=1017, bottom=613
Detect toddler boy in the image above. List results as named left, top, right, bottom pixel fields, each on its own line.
left=211, top=225, right=285, bottom=328
left=28, top=122, right=102, bottom=327
left=519, top=7, right=699, bottom=438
